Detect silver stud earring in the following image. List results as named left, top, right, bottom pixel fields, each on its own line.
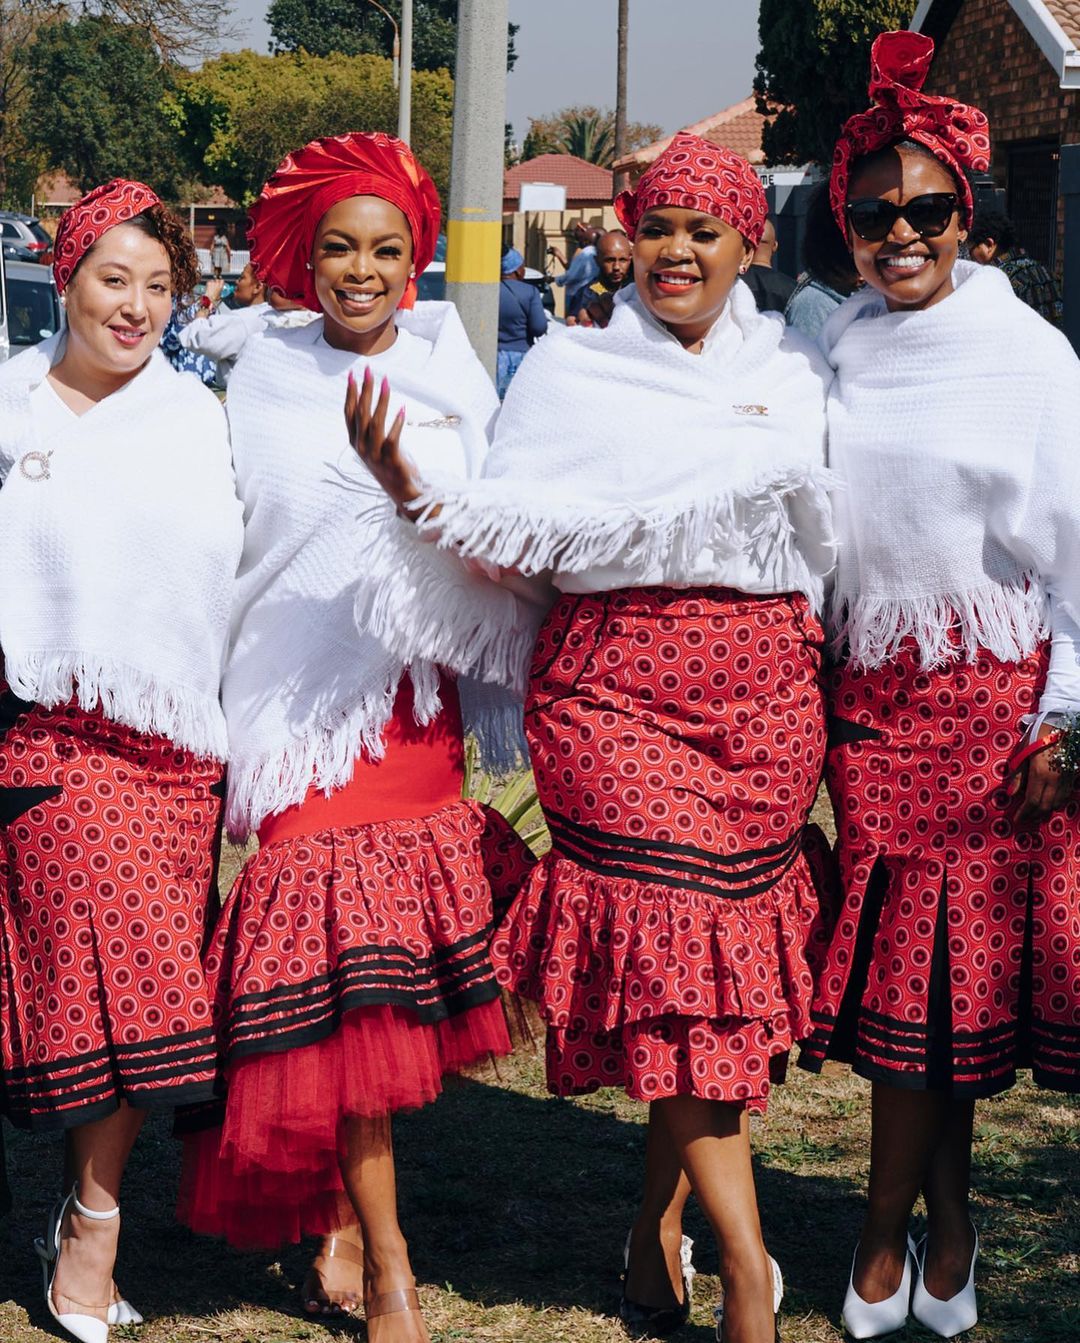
left=305, top=261, right=314, bottom=270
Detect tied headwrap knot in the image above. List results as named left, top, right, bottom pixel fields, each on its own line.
left=830, top=30, right=991, bottom=237
left=247, top=131, right=442, bottom=312
left=53, top=179, right=162, bottom=295
left=615, top=131, right=768, bottom=248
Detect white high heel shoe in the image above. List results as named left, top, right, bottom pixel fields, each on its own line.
left=841, top=1236, right=915, bottom=1339
left=911, top=1227, right=979, bottom=1338
left=35, top=1195, right=142, bottom=1329
left=713, top=1254, right=784, bottom=1341
left=35, top=1186, right=118, bottom=1343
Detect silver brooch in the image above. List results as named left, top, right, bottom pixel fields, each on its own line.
left=18, top=450, right=54, bottom=481
left=733, top=404, right=769, bottom=416
left=409, top=414, right=462, bottom=430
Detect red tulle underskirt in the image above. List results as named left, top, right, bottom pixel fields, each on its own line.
left=179, top=998, right=509, bottom=1248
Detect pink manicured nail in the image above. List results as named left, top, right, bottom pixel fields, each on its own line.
left=347, top=369, right=355, bottom=386
left=381, top=376, right=390, bottom=396
left=363, top=365, right=373, bottom=383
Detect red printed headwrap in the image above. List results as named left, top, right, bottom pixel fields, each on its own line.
left=52, top=178, right=162, bottom=295
left=247, top=131, right=441, bottom=312
left=830, top=30, right=991, bottom=238
left=615, top=131, right=767, bottom=248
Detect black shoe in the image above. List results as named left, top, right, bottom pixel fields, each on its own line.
left=619, top=1231, right=695, bottom=1338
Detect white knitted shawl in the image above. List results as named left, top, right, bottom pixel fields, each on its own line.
left=222, top=302, right=537, bottom=840
left=823, top=260, right=1080, bottom=669
left=408, top=282, right=836, bottom=617
left=0, top=337, right=242, bottom=759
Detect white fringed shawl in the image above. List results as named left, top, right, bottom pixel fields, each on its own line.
left=823, top=260, right=1080, bottom=670
left=222, top=302, right=538, bottom=840
left=406, top=283, right=836, bottom=615
left=0, top=337, right=243, bottom=759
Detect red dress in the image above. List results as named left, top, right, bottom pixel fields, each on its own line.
left=493, top=587, right=831, bottom=1114
left=0, top=685, right=224, bottom=1129
left=179, top=677, right=534, bottom=1248
left=800, top=643, right=1080, bottom=1096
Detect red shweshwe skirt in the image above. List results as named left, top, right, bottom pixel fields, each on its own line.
left=179, top=677, right=535, bottom=1248
left=493, top=587, right=830, bottom=1113
left=800, top=643, right=1080, bottom=1096
left=0, top=686, right=224, bottom=1129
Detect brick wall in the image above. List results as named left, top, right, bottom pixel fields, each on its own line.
left=926, top=0, right=1080, bottom=271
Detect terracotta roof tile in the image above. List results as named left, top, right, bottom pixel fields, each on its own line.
left=504, top=153, right=613, bottom=207
left=613, top=96, right=776, bottom=175
left=1044, top=0, right=1080, bottom=46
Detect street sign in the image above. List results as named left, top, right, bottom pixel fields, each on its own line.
left=519, top=182, right=568, bottom=213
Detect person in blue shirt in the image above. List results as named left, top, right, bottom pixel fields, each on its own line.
left=549, top=222, right=601, bottom=320
left=497, top=247, right=548, bottom=398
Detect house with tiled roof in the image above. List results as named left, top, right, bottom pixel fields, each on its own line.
left=911, top=0, right=1080, bottom=270
left=612, top=96, right=774, bottom=179
left=503, top=152, right=612, bottom=212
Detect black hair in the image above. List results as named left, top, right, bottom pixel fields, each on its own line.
left=799, top=181, right=860, bottom=295
left=968, top=206, right=1015, bottom=253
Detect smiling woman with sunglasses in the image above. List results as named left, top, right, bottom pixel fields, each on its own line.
left=799, top=31, right=1080, bottom=1341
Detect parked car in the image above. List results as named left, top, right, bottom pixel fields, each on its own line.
left=0, top=260, right=62, bottom=357
left=0, top=211, right=53, bottom=264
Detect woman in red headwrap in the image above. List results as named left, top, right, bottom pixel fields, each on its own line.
left=797, top=31, right=1080, bottom=1340
left=350, top=133, right=837, bottom=1343
left=0, top=181, right=243, bottom=1342
left=175, top=133, right=537, bottom=1341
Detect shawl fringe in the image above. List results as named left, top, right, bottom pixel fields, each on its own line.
left=418, top=463, right=836, bottom=607
left=4, top=652, right=228, bottom=761
left=829, top=572, right=1048, bottom=670
left=354, top=518, right=544, bottom=695
left=224, top=667, right=443, bottom=841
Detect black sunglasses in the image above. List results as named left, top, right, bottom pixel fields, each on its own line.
left=845, top=192, right=959, bottom=242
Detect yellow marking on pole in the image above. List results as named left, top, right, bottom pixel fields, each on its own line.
left=445, top=218, right=503, bottom=283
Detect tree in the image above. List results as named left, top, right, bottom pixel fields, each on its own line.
left=25, top=15, right=185, bottom=195
left=754, top=0, right=915, bottom=166
left=0, top=1, right=49, bottom=206
left=167, top=50, right=454, bottom=207
left=267, top=0, right=518, bottom=75
left=18, top=0, right=234, bottom=64
left=522, top=105, right=662, bottom=168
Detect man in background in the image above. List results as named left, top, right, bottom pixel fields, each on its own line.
left=968, top=207, right=1062, bottom=327
left=741, top=217, right=796, bottom=313
left=573, top=230, right=633, bottom=327
left=497, top=247, right=548, bottom=398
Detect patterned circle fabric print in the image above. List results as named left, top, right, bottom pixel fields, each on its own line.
left=493, top=586, right=833, bottom=1113
left=0, top=688, right=223, bottom=1129
left=829, top=30, right=991, bottom=237
left=801, top=644, right=1080, bottom=1096
left=52, top=178, right=162, bottom=295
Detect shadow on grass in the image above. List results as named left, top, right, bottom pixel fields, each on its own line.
left=1, top=1068, right=1077, bottom=1343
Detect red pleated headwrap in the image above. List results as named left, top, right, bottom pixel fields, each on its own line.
left=614, top=131, right=768, bottom=248
left=53, top=178, right=162, bottom=295
left=247, top=131, right=442, bottom=312
left=830, top=30, right=991, bottom=238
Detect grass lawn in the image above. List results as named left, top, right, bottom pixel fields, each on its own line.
left=1, top=798, right=1076, bottom=1342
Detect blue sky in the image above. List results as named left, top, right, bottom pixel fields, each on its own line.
left=225, top=0, right=763, bottom=141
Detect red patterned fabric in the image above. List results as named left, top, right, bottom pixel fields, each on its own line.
left=801, top=643, right=1080, bottom=1095
left=493, top=587, right=830, bottom=1112
left=0, top=688, right=223, bottom=1129
left=614, top=131, right=768, bottom=248
left=177, top=690, right=535, bottom=1247
left=247, top=131, right=442, bottom=311
left=830, top=30, right=991, bottom=238
left=52, top=178, right=162, bottom=295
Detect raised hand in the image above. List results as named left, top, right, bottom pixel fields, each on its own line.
left=344, top=365, right=421, bottom=516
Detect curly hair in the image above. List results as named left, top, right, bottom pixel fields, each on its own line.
left=70, top=203, right=201, bottom=300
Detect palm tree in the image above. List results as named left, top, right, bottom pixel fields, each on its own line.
left=556, top=111, right=615, bottom=166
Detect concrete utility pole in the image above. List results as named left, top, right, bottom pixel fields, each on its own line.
left=399, top=0, right=413, bottom=143
left=445, top=0, right=508, bottom=377
left=614, top=0, right=629, bottom=193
